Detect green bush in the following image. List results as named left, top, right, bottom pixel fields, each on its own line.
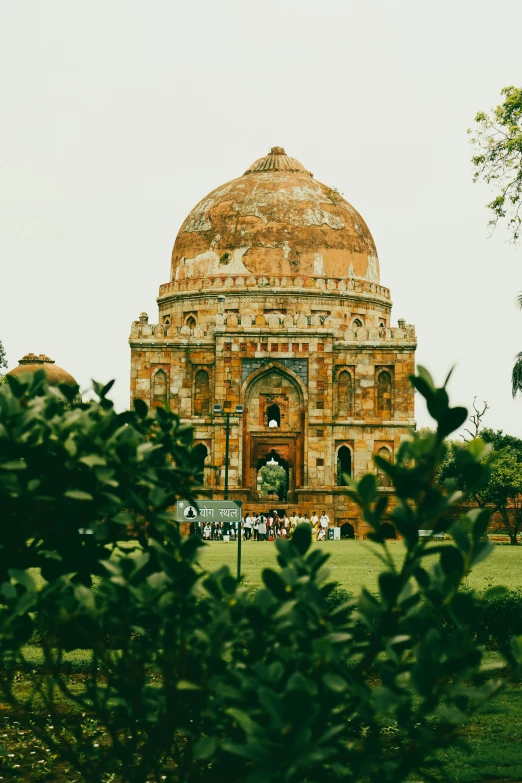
left=0, top=367, right=521, bottom=783
left=475, top=589, right=522, bottom=650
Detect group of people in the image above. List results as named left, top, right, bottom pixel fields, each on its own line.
left=201, top=521, right=238, bottom=541
left=197, top=510, right=331, bottom=542
left=241, top=510, right=331, bottom=542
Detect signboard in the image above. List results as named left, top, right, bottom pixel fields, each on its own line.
left=175, top=500, right=242, bottom=525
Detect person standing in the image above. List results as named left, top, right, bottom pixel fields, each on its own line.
left=320, top=510, right=330, bottom=530
left=253, top=514, right=259, bottom=541
left=244, top=512, right=253, bottom=541
left=311, top=511, right=319, bottom=527
left=258, top=513, right=267, bottom=541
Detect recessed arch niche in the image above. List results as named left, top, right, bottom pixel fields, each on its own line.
left=241, top=363, right=306, bottom=499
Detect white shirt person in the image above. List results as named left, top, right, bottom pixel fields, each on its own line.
left=320, top=511, right=330, bottom=529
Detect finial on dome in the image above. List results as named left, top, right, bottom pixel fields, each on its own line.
left=244, top=148, right=311, bottom=176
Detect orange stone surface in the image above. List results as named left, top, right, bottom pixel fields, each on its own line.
left=7, top=353, right=78, bottom=388
left=130, top=148, right=417, bottom=536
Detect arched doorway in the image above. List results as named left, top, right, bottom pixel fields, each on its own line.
left=336, top=446, right=352, bottom=486
left=340, top=522, right=355, bottom=539
left=192, top=443, right=210, bottom=487
left=256, top=449, right=288, bottom=500
left=242, top=364, right=306, bottom=500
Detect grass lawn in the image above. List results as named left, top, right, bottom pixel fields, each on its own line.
left=198, top=539, right=522, bottom=594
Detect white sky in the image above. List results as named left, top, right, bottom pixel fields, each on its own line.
left=1, top=0, right=521, bottom=435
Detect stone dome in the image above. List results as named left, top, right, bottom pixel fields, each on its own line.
left=171, top=147, right=379, bottom=285
left=7, top=354, right=78, bottom=388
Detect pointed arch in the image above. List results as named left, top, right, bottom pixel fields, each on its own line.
left=194, top=369, right=210, bottom=415
left=336, top=369, right=353, bottom=418
left=240, top=361, right=308, bottom=406
left=376, top=446, right=393, bottom=488
left=377, top=369, right=393, bottom=416
left=152, top=368, right=168, bottom=407
left=336, top=445, right=352, bottom=486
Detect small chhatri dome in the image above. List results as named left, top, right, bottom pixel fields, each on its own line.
left=171, top=146, right=379, bottom=286
left=7, top=353, right=79, bottom=388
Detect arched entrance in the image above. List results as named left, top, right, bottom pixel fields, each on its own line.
left=340, top=521, right=355, bottom=539
left=241, top=363, right=306, bottom=501
left=256, top=449, right=289, bottom=500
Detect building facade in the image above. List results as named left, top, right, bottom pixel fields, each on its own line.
left=129, top=147, right=416, bottom=535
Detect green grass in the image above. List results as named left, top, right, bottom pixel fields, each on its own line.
left=198, top=539, right=522, bottom=594
left=433, top=683, right=522, bottom=782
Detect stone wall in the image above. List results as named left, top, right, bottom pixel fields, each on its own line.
left=130, top=283, right=416, bottom=536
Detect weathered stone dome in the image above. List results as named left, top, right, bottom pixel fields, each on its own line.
left=171, top=147, right=379, bottom=284
left=7, top=354, right=78, bottom=388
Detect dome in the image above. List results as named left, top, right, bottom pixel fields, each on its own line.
left=7, top=353, right=79, bottom=388
left=171, top=147, right=379, bottom=284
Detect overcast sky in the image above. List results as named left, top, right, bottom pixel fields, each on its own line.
left=1, top=0, right=521, bottom=435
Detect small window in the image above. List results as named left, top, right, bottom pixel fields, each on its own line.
left=280, top=343, right=288, bottom=352
left=316, top=429, right=324, bottom=438
left=186, top=316, right=197, bottom=329
left=250, top=342, right=258, bottom=351
left=240, top=343, right=246, bottom=351
left=162, top=314, right=171, bottom=324
left=317, top=400, right=324, bottom=410
left=292, top=343, right=299, bottom=352
left=316, top=458, right=324, bottom=467
left=271, top=344, right=278, bottom=352
left=302, top=343, right=309, bottom=352
left=353, top=318, right=363, bottom=328
left=261, top=343, right=268, bottom=352
left=317, top=381, right=325, bottom=389
left=317, top=344, right=324, bottom=352
left=267, top=403, right=281, bottom=428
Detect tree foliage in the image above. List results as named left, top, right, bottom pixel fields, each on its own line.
left=439, top=428, right=522, bottom=545
left=259, top=464, right=287, bottom=497
left=470, top=85, right=522, bottom=242
left=0, top=368, right=521, bottom=782
left=0, top=338, right=7, bottom=380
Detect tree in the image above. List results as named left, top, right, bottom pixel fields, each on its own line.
left=463, top=397, right=489, bottom=440
left=511, top=294, right=522, bottom=397
left=439, top=428, right=522, bottom=544
left=470, top=85, right=522, bottom=243
left=259, top=463, right=287, bottom=497
left=0, top=338, right=7, bottom=380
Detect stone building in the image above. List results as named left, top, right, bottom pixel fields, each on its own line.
left=7, top=353, right=79, bottom=391
left=129, top=147, right=416, bottom=535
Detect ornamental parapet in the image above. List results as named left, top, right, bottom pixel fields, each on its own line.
left=338, top=323, right=416, bottom=344
left=129, top=318, right=416, bottom=344
left=158, top=275, right=390, bottom=300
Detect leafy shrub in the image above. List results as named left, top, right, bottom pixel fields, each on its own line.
left=0, top=367, right=521, bottom=782
left=475, top=589, right=522, bottom=650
